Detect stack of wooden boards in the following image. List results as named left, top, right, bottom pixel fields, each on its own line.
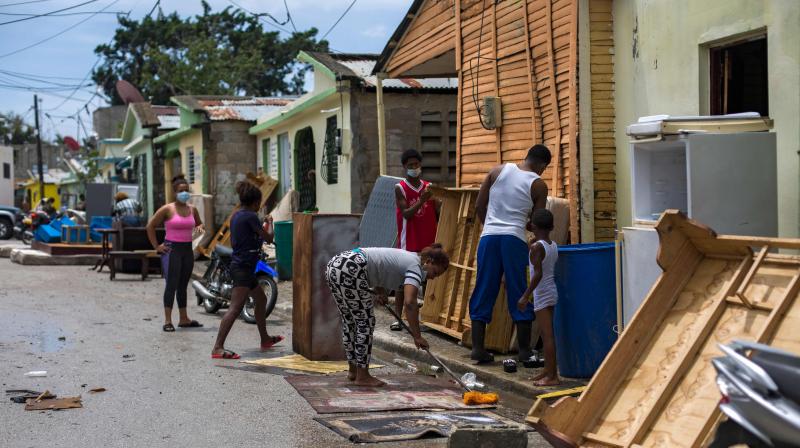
left=201, top=174, right=278, bottom=257
left=421, top=187, right=571, bottom=353
left=527, top=210, right=800, bottom=447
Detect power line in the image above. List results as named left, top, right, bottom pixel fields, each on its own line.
left=321, top=0, right=357, bottom=40
left=0, top=0, right=120, bottom=59
left=0, top=70, right=94, bottom=87
left=283, top=0, right=296, bottom=32
left=0, top=10, right=124, bottom=17
left=0, top=0, right=97, bottom=26
left=0, top=68, right=86, bottom=81
left=0, top=0, right=54, bottom=8
left=226, top=0, right=292, bottom=34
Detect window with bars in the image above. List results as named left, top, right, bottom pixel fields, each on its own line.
left=321, top=115, right=338, bottom=185
left=419, top=111, right=457, bottom=186
left=186, top=147, right=196, bottom=184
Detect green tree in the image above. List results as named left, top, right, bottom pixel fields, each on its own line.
left=93, top=2, right=328, bottom=105
left=0, top=111, right=36, bottom=144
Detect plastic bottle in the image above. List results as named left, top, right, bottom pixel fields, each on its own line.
left=393, top=358, right=418, bottom=373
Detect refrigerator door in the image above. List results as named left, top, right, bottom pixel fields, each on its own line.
left=687, top=132, right=777, bottom=237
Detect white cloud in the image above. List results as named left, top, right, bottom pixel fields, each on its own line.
left=361, top=24, right=388, bottom=38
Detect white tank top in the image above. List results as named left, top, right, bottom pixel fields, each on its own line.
left=481, top=163, right=541, bottom=242
left=531, top=240, right=558, bottom=309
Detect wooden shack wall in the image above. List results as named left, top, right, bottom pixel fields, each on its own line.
left=589, top=0, right=616, bottom=241
left=387, top=0, right=581, bottom=242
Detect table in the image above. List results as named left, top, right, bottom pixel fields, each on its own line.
left=91, top=228, right=119, bottom=272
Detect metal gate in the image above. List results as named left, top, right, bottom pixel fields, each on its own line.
left=294, top=127, right=316, bottom=211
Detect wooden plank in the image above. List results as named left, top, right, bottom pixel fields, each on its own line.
left=455, top=0, right=462, bottom=71
left=491, top=0, right=501, bottom=165
left=543, top=0, right=562, bottom=197
left=735, top=245, right=769, bottom=308
left=567, top=0, right=578, bottom=242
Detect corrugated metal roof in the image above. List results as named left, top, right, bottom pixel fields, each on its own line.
left=196, top=97, right=297, bottom=121
left=302, top=51, right=457, bottom=90
left=336, top=57, right=457, bottom=89
left=157, top=115, right=181, bottom=130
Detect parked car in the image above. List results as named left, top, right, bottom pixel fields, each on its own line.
left=0, top=205, right=19, bottom=240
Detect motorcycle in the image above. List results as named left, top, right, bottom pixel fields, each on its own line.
left=191, top=245, right=279, bottom=324
left=14, top=210, right=50, bottom=245
left=710, top=340, right=800, bottom=448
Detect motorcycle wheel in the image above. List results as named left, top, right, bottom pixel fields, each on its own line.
left=201, top=293, right=222, bottom=314
left=241, top=276, right=278, bottom=324
left=21, top=231, right=32, bottom=245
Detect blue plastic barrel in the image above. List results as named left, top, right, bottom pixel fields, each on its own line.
left=552, top=242, right=617, bottom=378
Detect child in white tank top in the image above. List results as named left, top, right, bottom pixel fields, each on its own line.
left=517, top=209, right=560, bottom=386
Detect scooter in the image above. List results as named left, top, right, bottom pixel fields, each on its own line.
left=14, top=210, right=50, bottom=245
left=710, top=340, right=800, bottom=448
left=191, top=245, right=279, bottom=324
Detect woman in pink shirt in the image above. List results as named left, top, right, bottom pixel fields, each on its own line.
left=147, top=175, right=205, bottom=332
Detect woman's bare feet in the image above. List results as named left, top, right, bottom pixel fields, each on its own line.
left=530, top=371, right=547, bottom=381
left=533, top=376, right=561, bottom=386
left=353, top=376, right=386, bottom=387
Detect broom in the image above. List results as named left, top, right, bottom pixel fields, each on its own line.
left=382, top=304, right=499, bottom=405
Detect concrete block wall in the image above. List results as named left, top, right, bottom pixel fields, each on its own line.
left=207, top=121, right=257, bottom=226
left=349, top=90, right=457, bottom=214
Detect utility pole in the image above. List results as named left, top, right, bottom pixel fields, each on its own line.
left=33, top=95, right=45, bottom=203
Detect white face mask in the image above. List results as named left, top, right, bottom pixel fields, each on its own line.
left=407, top=168, right=421, bottom=178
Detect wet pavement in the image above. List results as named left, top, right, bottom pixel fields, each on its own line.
left=0, top=260, right=549, bottom=448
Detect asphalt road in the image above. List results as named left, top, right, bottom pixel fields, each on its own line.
left=0, top=259, right=548, bottom=448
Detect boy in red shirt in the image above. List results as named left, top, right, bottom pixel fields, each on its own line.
left=391, top=149, right=439, bottom=330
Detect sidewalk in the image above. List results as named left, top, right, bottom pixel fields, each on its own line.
left=190, top=264, right=586, bottom=401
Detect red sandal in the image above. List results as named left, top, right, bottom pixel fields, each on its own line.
left=211, top=350, right=240, bottom=359
left=260, top=335, right=284, bottom=350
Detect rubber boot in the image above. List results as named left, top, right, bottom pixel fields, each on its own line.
left=516, top=320, right=533, bottom=362
left=470, top=321, right=494, bottom=363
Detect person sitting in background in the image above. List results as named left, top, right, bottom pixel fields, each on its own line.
left=113, top=192, right=143, bottom=227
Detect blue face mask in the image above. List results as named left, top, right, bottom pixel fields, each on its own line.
left=176, top=191, right=191, bottom=203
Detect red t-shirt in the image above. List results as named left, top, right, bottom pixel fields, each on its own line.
left=396, top=179, right=437, bottom=252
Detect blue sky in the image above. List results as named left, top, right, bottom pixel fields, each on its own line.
left=0, top=0, right=409, bottom=141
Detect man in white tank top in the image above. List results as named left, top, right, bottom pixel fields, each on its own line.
left=468, top=144, right=551, bottom=363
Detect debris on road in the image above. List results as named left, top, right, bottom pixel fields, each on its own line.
left=242, top=354, right=382, bottom=374
left=24, top=371, right=47, bottom=377
left=122, top=354, right=135, bottom=362
left=25, top=395, right=82, bottom=411
left=58, top=336, right=66, bottom=341
left=7, top=389, right=56, bottom=404
left=88, top=388, right=106, bottom=394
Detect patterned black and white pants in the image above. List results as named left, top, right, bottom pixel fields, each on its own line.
left=325, top=249, right=375, bottom=368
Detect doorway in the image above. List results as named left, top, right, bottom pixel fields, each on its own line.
left=277, top=133, right=292, bottom=197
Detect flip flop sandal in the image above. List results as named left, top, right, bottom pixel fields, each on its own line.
left=390, top=321, right=402, bottom=331
left=211, top=350, right=240, bottom=359
left=260, top=335, right=284, bottom=350
left=178, top=320, right=203, bottom=328
left=163, top=323, right=175, bottom=332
